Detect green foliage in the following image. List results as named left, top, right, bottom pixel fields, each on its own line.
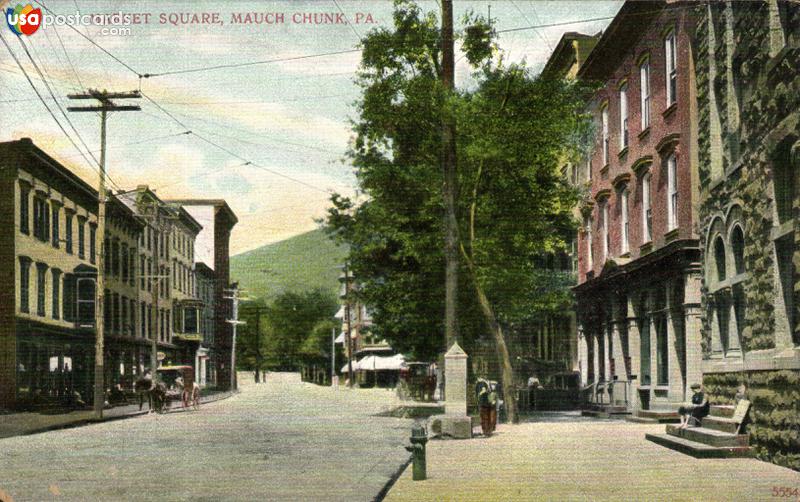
left=324, top=0, right=593, bottom=361
left=705, top=370, right=800, bottom=471
left=236, top=289, right=338, bottom=372
left=230, top=229, right=348, bottom=302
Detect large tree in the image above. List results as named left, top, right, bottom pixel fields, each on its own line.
left=325, top=0, right=592, bottom=422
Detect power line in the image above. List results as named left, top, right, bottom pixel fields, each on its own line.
left=141, top=92, right=334, bottom=195
left=511, top=0, right=553, bottom=51
left=34, top=0, right=142, bottom=77
left=142, top=48, right=360, bottom=79
left=16, top=36, right=127, bottom=191
left=0, top=32, right=109, bottom=188
left=333, top=0, right=362, bottom=42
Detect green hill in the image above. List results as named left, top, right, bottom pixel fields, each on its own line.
left=230, top=229, right=348, bottom=301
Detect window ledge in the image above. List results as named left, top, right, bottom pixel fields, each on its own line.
left=725, top=156, right=745, bottom=177
left=638, top=127, right=651, bottom=140
left=600, top=164, right=610, bottom=176
left=664, top=228, right=679, bottom=242
left=709, top=175, right=725, bottom=192
left=662, top=102, right=677, bottom=118
left=640, top=241, right=653, bottom=254
left=618, top=146, right=629, bottom=160
left=619, top=251, right=631, bottom=259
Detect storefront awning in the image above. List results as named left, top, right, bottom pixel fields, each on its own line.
left=334, top=332, right=346, bottom=344
left=334, top=306, right=345, bottom=319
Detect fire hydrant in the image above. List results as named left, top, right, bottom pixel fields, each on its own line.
left=405, top=423, right=428, bottom=481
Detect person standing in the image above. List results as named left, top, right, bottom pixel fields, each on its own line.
left=476, top=379, right=497, bottom=437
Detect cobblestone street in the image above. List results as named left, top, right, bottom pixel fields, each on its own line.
left=0, top=374, right=411, bottom=502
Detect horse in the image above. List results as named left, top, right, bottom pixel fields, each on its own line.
left=134, top=376, right=154, bottom=411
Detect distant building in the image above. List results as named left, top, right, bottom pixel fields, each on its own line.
left=195, top=262, right=216, bottom=386
left=166, top=200, right=238, bottom=390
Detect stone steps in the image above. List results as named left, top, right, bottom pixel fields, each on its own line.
left=710, top=405, right=736, bottom=418
left=628, top=409, right=680, bottom=423
left=702, top=416, right=740, bottom=434
left=645, top=433, right=754, bottom=459
left=581, top=405, right=631, bottom=419
left=665, top=425, right=749, bottom=447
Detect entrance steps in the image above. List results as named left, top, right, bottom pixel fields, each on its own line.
left=581, top=403, right=630, bottom=419
left=625, top=408, right=680, bottom=424
left=645, top=402, right=753, bottom=458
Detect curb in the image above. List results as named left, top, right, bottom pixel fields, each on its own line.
left=4, top=390, right=238, bottom=439
left=373, top=455, right=412, bottom=502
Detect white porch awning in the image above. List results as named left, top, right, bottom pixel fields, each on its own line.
left=334, top=332, right=346, bottom=344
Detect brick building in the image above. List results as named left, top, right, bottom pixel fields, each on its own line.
left=692, top=0, right=800, bottom=469
left=574, top=1, right=702, bottom=415
left=167, top=200, right=238, bottom=390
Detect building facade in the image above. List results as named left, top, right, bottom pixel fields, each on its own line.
left=574, top=1, right=702, bottom=414
left=168, top=200, right=238, bottom=390
left=693, top=0, right=800, bottom=469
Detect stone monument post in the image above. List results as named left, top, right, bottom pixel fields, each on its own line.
left=429, top=342, right=472, bottom=439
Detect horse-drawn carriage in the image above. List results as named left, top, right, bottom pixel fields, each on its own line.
left=135, top=365, right=199, bottom=413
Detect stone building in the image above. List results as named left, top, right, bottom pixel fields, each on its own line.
left=574, top=1, right=702, bottom=415
left=692, top=0, right=800, bottom=469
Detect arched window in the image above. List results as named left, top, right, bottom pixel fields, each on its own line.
left=731, top=225, right=745, bottom=275
left=714, top=236, right=726, bottom=282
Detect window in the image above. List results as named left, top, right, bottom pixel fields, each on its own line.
left=642, top=173, right=652, bottom=242
left=601, top=202, right=609, bottom=262
left=78, top=217, right=86, bottom=259
left=667, top=154, right=678, bottom=230
left=19, top=183, right=30, bottom=235
left=714, top=236, right=726, bottom=282
left=121, top=244, right=128, bottom=283
left=104, top=239, right=112, bottom=275
left=640, top=59, right=651, bottom=129
left=731, top=226, right=745, bottom=275
left=619, top=84, right=628, bottom=150
left=33, top=197, right=49, bottom=242
left=141, top=302, right=147, bottom=337
left=19, top=258, right=30, bottom=313
left=665, top=31, right=677, bottom=106
left=140, top=255, right=146, bottom=290
left=129, top=253, right=136, bottom=287
left=36, top=263, right=47, bottom=317
left=587, top=158, right=592, bottom=182
left=65, top=212, right=73, bottom=254
left=621, top=190, right=630, bottom=254
left=51, top=203, right=60, bottom=248
left=63, top=274, right=76, bottom=322
left=112, top=240, right=120, bottom=277
left=586, top=217, right=594, bottom=271
left=51, top=269, right=61, bottom=320
left=602, top=106, right=609, bottom=165
left=90, top=225, right=96, bottom=264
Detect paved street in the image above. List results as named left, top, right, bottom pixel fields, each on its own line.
left=0, top=373, right=411, bottom=502
left=387, top=415, right=800, bottom=502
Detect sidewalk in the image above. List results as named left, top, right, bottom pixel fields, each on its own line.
left=385, top=413, right=800, bottom=501
left=0, top=390, right=236, bottom=439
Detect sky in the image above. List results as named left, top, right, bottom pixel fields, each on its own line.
left=0, top=0, right=623, bottom=255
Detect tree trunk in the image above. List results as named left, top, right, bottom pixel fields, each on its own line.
left=441, top=0, right=459, bottom=351
left=460, top=244, right=519, bottom=423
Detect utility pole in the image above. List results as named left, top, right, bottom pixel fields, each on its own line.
left=68, top=89, right=140, bottom=419
left=343, top=264, right=354, bottom=388
left=254, top=305, right=263, bottom=383
left=331, top=326, right=337, bottom=388
left=225, top=285, right=245, bottom=391
left=441, top=0, right=459, bottom=351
